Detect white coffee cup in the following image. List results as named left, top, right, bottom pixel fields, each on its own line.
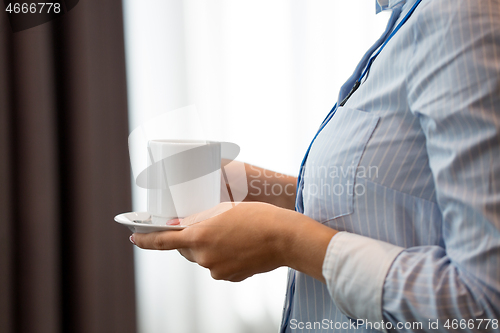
left=147, top=140, right=221, bottom=225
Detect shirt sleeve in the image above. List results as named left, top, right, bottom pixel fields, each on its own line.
left=323, top=1, right=500, bottom=331
left=322, top=232, right=404, bottom=326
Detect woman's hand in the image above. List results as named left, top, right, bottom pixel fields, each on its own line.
left=131, top=202, right=337, bottom=283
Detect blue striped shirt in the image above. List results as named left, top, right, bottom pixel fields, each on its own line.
left=282, top=0, right=500, bottom=332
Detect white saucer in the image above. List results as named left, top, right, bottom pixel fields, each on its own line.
left=114, top=212, right=187, bottom=234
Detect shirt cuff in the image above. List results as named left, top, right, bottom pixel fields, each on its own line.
left=322, top=232, right=404, bottom=329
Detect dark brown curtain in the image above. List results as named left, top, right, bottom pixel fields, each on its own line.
left=0, top=1, right=136, bottom=333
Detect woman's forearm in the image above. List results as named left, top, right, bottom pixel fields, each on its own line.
left=243, top=163, right=297, bottom=210
left=221, top=160, right=297, bottom=209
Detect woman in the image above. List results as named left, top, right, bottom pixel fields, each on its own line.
left=132, top=0, right=500, bottom=331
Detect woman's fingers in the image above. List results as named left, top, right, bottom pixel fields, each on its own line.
left=166, top=218, right=181, bottom=225
left=132, top=230, right=189, bottom=250
left=177, top=248, right=196, bottom=262
left=180, top=202, right=237, bottom=226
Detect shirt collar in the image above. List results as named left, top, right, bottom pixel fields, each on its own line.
left=376, top=0, right=406, bottom=13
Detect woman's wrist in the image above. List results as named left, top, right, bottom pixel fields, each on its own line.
left=277, top=207, right=338, bottom=283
